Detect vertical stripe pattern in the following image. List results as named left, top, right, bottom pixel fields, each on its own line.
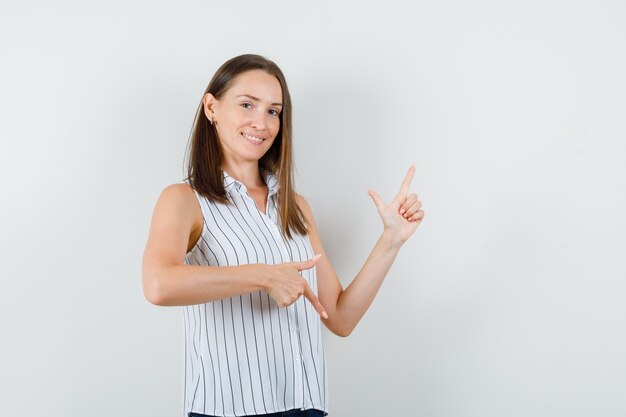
left=181, top=171, right=328, bottom=417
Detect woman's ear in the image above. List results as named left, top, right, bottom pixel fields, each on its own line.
left=203, top=93, right=217, bottom=124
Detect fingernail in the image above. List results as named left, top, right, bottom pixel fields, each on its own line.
left=399, top=209, right=405, bottom=215
left=322, top=311, right=328, bottom=319
left=313, top=254, right=322, bottom=260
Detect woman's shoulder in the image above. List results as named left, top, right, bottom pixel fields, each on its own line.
left=155, top=182, right=202, bottom=219
left=160, top=182, right=197, bottom=201
left=295, top=193, right=324, bottom=240
left=295, top=193, right=317, bottom=225
left=294, top=193, right=309, bottom=206
left=295, top=193, right=309, bottom=209
left=148, top=182, right=203, bottom=256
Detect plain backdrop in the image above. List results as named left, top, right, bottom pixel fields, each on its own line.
left=1, top=1, right=625, bottom=416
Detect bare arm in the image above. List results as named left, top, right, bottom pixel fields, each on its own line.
left=142, top=183, right=327, bottom=317
left=300, top=166, right=424, bottom=337
left=142, top=184, right=259, bottom=306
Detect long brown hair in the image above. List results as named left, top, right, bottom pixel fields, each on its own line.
left=184, top=54, right=308, bottom=239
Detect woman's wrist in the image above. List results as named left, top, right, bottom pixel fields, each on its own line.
left=252, top=263, right=272, bottom=292
left=381, top=228, right=405, bottom=251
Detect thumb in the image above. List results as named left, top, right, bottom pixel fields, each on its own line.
left=367, top=189, right=385, bottom=213
left=294, top=254, right=322, bottom=272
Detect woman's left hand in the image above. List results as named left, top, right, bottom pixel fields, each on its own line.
left=367, top=165, right=424, bottom=245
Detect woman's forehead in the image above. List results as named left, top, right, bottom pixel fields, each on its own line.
left=226, top=70, right=282, bottom=103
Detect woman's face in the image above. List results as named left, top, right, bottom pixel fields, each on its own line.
left=205, top=70, right=283, bottom=168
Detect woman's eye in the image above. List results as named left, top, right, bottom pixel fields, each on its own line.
left=241, top=102, right=253, bottom=109
left=269, top=109, right=280, bottom=117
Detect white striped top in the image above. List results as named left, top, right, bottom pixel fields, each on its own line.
left=181, top=170, right=328, bottom=417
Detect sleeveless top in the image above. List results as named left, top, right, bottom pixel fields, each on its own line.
left=181, top=170, right=328, bottom=417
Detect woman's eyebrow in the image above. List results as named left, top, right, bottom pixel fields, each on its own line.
left=237, top=94, right=282, bottom=107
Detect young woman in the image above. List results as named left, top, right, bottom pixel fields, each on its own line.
left=142, top=54, right=424, bottom=417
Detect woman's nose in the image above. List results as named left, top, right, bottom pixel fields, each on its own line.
left=249, top=110, right=267, bottom=131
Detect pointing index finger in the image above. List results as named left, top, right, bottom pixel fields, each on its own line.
left=295, top=254, right=322, bottom=272
left=397, top=165, right=416, bottom=198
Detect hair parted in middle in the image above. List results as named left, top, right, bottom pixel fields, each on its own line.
left=184, top=54, right=308, bottom=239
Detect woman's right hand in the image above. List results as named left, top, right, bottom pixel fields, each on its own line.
left=263, top=254, right=328, bottom=319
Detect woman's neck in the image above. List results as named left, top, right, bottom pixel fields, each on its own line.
left=222, top=162, right=266, bottom=190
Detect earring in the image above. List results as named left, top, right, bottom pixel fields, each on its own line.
left=208, top=116, right=213, bottom=125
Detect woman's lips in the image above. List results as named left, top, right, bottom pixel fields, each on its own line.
left=242, top=132, right=265, bottom=145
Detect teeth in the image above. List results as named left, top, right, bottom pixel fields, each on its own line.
left=242, top=133, right=263, bottom=143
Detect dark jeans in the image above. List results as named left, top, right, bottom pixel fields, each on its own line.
left=189, top=409, right=326, bottom=417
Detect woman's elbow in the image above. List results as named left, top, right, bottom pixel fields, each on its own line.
left=143, top=281, right=163, bottom=306
left=142, top=268, right=168, bottom=306
left=334, top=328, right=352, bottom=338
left=144, top=288, right=164, bottom=306
left=324, top=320, right=354, bottom=338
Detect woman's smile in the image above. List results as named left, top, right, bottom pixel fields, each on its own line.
left=241, top=131, right=265, bottom=145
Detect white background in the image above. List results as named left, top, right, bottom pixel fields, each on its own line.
left=1, top=1, right=625, bottom=416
